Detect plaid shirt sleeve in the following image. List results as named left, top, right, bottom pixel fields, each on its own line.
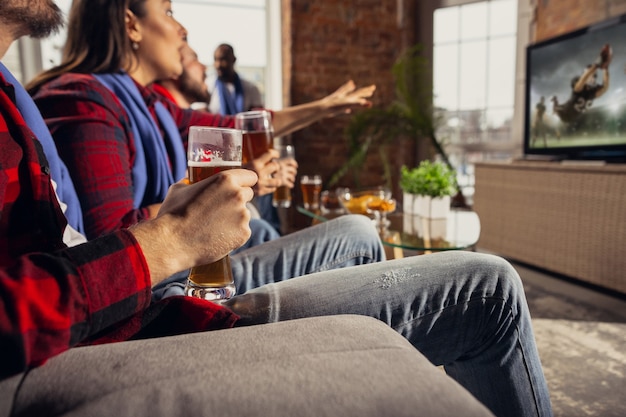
left=0, top=76, right=152, bottom=378
left=32, top=74, right=150, bottom=240
left=1, top=75, right=238, bottom=380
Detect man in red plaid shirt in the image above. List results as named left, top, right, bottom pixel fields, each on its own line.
left=0, top=0, right=250, bottom=379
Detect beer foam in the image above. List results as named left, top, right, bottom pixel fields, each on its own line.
left=188, top=160, right=242, bottom=167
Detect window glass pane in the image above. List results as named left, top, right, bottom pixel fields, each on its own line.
left=458, top=110, right=487, bottom=142
left=486, top=108, right=514, bottom=134
left=487, top=38, right=516, bottom=107
left=433, top=0, right=519, bottom=207
left=459, top=41, right=487, bottom=110
left=4, top=43, right=23, bottom=82
left=225, top=0, right=265, bottom=6
left=434, top=44, right=459, bottom=110
left=489, top=0, right=518, bottom=36
left=175, top=4, right=266, bottom=68
left=437, top=110, right=462, bottom=144
left=434, top=7, right=459, bottom=44
left=460, top=2, right=488, bottom=40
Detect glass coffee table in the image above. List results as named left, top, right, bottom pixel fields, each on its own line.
left=297, top=206, right=480, bottom=258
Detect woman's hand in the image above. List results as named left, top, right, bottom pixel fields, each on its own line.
left=320, top=80, right=376, bottom=116
left=244, top=149, right=281, bottom=196
left=270, top=80, right=376, bottom=137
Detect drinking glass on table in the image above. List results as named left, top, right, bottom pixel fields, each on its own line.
left=320, top=189, right=344, bottom=215
left=300, top=174, right=322, bottom=211
left=235, top=110, right=273, bottom=164
left=184, top=126, right=242, bottom=302
left=273, top=144, right=295, bottom=208
left=366, top=188, right=396, bottom=234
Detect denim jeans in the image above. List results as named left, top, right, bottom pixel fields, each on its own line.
left=251, top=193, right=281, bottom=234
left=225, top=249, right=553, bottom=417
left=152, top=215, right=385, bottom=299
left=231, top=217, right=280, bottom=255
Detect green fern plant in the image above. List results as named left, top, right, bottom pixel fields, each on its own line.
left=328, top=44, right=452, bottom=188
left=400, top=161, right=457, bottom=198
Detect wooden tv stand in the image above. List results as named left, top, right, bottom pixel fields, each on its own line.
left=474, top=160, right=626, bottom=294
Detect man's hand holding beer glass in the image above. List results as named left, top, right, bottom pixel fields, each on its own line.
left=179, top=127, right=249, bottom=301
left=130, top=168, right=256, bottom=287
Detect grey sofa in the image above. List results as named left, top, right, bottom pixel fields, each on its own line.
left=0, top=315, right=494, bottom=416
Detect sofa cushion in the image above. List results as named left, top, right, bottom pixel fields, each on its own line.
left=1, top=315, right=493, bottom=417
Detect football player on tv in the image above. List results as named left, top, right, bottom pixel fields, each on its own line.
left=551, top=44, right=611, bottom=126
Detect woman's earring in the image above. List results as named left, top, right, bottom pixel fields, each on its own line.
left=132, top=42, right=139, bottom=51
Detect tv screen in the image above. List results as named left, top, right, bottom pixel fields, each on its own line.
left=524, top=14, right=626, bottom=162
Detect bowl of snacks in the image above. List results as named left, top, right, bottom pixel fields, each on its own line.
left=338, top=187, right=391, bottom=215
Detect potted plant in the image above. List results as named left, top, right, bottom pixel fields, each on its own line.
left=400, top=160, right=457, bottom=218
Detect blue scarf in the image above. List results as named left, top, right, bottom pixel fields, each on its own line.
left=0, top=63, right=85, bottom=234
left=215, top=73, right=244, bottom=115
left=94, top=73, right=186, bottom=208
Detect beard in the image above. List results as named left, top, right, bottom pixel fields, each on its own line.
left=0, top=0, right=64, bottom=38
left=178, top=71, right=210, bottom=103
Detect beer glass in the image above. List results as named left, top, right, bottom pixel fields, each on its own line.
left=235, top=110, right=273, bottom=164
left=300, top=174, right=322, bottom=211
left=365, top=188, right=396, bottom=234
left=273, top=144, right=295, bottom=208
left=184, top=126, right=242, bottom=301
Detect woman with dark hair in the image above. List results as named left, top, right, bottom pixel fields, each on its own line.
left=28, top=0, right=375, bottom=240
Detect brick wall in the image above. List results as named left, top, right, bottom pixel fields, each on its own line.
left=281, top=0, right=626, bottom=225
left=281, top=0, right=422, bottom=204
left=535, top=0, right=626, bottom=41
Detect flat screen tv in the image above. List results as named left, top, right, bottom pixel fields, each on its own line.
left=524, top=14, right=626, bottom=162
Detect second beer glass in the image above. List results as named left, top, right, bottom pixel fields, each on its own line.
left=300, top=174, right=323, bottom=211
left=235, top=110, right=273, bottom=164
left=184, top=126, right=243, bottom=301
left=273, top=144, right=295, bottom=208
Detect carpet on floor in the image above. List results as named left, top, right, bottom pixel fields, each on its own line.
left=520, top=272, right=626, bottom=417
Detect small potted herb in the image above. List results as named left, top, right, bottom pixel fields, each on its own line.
left=400, top=160, right=457, bottom=218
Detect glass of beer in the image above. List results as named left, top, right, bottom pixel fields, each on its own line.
left=235, top=110, right=273, bottom=164
left=300, top=174, right=322, bottom=211
left=184, top=126, right=243, bottom=302
left=273, top=144, right=295, bottom=208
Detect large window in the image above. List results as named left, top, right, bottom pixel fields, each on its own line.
left=433, top=0, right=519, bottom=203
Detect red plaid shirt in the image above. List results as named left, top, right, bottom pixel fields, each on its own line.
left=1, top=73, right=237, bottom=380
left=32, top=74, right=234, bottom=239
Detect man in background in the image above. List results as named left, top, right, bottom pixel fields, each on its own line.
left=208, top=43, right=263, bottom=115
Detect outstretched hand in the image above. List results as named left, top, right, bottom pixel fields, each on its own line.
left=321, top=80, right=376, bottom=116
left=270, top=79, right=377, bottom=137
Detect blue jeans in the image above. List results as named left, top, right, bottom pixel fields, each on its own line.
left=153, top=215, right=385, bottom=299
left=231, top=217, right=280, bottom=255
left=225, top=249, right=553, bottom=417
left=252, top=193, right=281, bottom=234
